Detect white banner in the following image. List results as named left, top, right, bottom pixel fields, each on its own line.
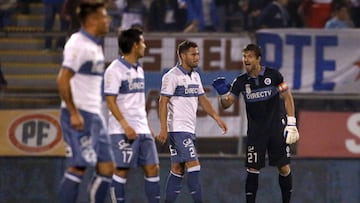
left=256, top=28, right=360, bottom=93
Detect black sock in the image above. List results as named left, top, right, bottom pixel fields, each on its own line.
left=279, top=172, right=292, bottom=203
left=245, top=171, right=259, bottom=203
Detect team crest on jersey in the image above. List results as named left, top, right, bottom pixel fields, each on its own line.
left=245, top=84, right=251, bottom=94
left=264, top=78, right=272, bottom=85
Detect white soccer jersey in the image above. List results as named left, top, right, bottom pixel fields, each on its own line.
left=160, top=64, right=205, bottom=133
left=61, top=29, right=105, bottom=115
left=104, top=57, right=150, bottom=135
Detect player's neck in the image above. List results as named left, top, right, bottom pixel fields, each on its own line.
left=248, top=64, right=262, bottom=77
left=123, top=54, right=138, bottom=65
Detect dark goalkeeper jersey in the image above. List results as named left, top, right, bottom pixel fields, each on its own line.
left=230, top=66, right=286, bottom=137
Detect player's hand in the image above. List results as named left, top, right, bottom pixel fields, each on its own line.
left=156, top=130, right=168, bottom=145
left=124, top=125, right=137, bottom=141
left=212, top=77, right=230, bottom=95
left=214, top=115, right=228, bottom=135
left=284, top=116, right=299, bottom=144
left=70, top=111, right=84, bottom=131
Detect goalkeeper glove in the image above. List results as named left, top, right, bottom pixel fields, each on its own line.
left=284, top=116, right=299, bottom=144
left=212, top=77, right=231, bottom=95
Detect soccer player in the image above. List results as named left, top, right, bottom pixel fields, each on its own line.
left=212, top=43, right=299, bottom=203
left=104, top=28, right=160, bottom=203
left=157, top=40, right=228, bottom=203
left=56, top=2, right=114, bottom=203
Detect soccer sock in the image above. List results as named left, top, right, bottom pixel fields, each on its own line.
left=165, top=171, right=183, bottom=203
left=59, top=171, right=83, bottom=203
left=279, top=172, right=293, bottom=203
left=186, top=166, right=203, bottom=203
left=88, top=173, right=112, bottom=203
left=144, top=176, right=160, bottom=203
left=245, top=170, right=259, bottom=203
left=110, top=174, right=127, bottom=203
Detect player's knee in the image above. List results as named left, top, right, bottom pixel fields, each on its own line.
left=68, top=166, right=87, bottom=176
left=278, top=164, right=291, bottom=176
left=97, top=161, right=115, bottom=176
left=171, top=164, right=185, bottom=175
left=144, top=164, right=159, bottom=177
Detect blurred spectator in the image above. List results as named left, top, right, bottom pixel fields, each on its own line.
left=148, top=0, right=186, bottom=32
left=349, top=0, right=360, bottom=27
left=287, top=0, right=304, bottom=27
left=105, top=0, right=123, bottom=32
left=182, top=0, right=218, bottom=32
left=0, top=0, right=17, bottom=30
left=62, top=0, right=81, bottom=35
left=119, top=0, right=147, bottom=32
left=256, top=0, right=290, bottom=29
left=43, top=0, right=68, bottom=51
left=233, top=0, right=271, bottom=31
left=215, top=0, right=231, bottom=32
left=325, top=2, right=354, bottom=28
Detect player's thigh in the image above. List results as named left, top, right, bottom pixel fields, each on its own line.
left=268, top=132, right=290, bottom=167
left=245, top=133, right=267, bottom=170
left=138, top=134, right=159, bottom=166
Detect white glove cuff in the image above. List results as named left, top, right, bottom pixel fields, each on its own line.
left=287, top=116, right=296, bottom=125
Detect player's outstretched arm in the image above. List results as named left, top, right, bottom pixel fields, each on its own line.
left=198, top=95, right=228, bottom=134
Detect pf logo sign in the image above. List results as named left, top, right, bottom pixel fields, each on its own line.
left=8, top=114, right=62, bottom=153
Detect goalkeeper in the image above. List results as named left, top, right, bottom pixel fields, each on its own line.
left=212, top=44, right=299, bottom=203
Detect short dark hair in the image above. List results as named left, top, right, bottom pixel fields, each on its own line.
left=77, top=2, right=105, bottom=24
left=243, top=44, right=262, bottom=58
left=177, top=40, right=198, bottom=57
left=118, top=28, right=143, bottom=54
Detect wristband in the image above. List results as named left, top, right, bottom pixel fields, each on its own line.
left=287, top=116, right=296, bottom=125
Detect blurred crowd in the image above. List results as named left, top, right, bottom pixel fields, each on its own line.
left=1, top=0, right=359, bottom=48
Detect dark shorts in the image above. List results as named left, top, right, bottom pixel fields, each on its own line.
left=60, top=108, right=113, bottom=167
left=168, top=132, right=199, bottom=163
left=245, top=128, right=290, bottom=170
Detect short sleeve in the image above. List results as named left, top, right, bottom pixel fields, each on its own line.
left=160, top=72, right=176, bottom=96
left=104, top=64, right=121, bottom=95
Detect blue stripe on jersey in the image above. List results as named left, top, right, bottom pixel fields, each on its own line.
left=242, top=86, right=278, bottom=102
left=78, top=60, right=104, bottom=76
left=119, top=78, right=145, bottom=94
left=173, top=84, right=200, bottom=97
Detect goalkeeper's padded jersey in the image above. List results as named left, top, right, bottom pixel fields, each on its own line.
left=61, top=29, right=105, bottom=115
left=230, top=66, right=287, bottom=136
left=160, top=64, right=205, bottom=134
left=104, top=57, right=151, bottom=135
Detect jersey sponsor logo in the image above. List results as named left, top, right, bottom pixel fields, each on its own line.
left=174, top=84, right=200, bottom=97
left=243, top=86, right=278, bottom=102
left=120, top=78, right=145, bottom=93
left=8, top=114, right=62, bottom=153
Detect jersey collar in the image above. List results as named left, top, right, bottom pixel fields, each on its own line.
left=247, top=66, right=266, bottom=78
left=80, top=29, right=104, bottom=45
left=176, top=63, right=193, bottom=76
left=118, top=56, right=140, bottom=70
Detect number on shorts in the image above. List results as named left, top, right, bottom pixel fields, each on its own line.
left=189, top=147, right=196, bottom=158
left=247, top=152, right=257, bottom=163
left=122, top=151, right=133, bottom=164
